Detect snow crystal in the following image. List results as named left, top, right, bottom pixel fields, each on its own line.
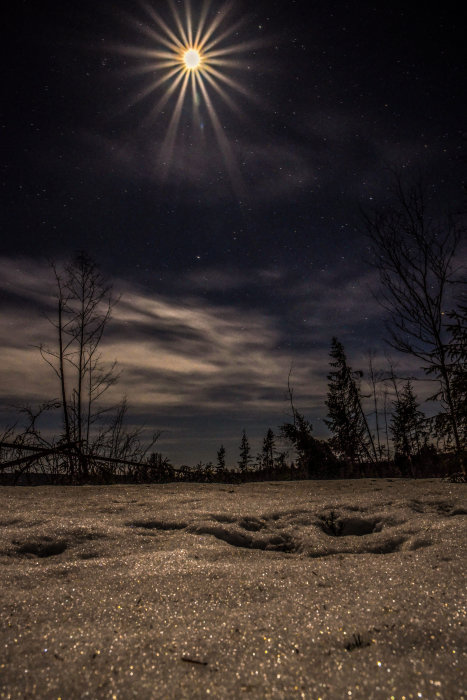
left=0, top=479, right=465, bottom=698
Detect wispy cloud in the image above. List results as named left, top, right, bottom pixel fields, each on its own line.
left=0, top=255, right=425, bottom=461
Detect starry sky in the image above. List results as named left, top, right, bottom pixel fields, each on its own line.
left=2, top=0, right=466, bottom=464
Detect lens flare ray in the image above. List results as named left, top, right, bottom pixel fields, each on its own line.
left=119, top=0, right=264, bottom=187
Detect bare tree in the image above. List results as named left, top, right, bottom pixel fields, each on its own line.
left=39, top=252, right=118, bottom=478
left=367, top=351, right=385, bottom=461
left=382, top=386, right=391, bottom=461
left=65, top=253, right=118, bottom=452
left=363, top=174, right=466, bottom=470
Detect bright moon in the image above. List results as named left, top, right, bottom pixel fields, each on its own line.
left=184, top=48, right=201, bottom=70
left=119, top=0, right=264, bottom=187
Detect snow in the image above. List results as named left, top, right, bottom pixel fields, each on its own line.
left=0, top=479, right=466, bottom=699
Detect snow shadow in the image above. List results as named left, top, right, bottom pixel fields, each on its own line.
left=14, top=537, right=68, bottom=558
left=124, top=503, right=433, bottom=558
left=128, top=519, right=189, bottom=531
left=6, top=529, right=109, bottom=561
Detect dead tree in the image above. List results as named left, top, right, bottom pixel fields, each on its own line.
left=39, top=253, right=118, bottom=478
left=363, top=174, right=465, bottom=471
left=367, top=351, right=385, bottom=461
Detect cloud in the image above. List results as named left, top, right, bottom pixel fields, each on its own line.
left=0, top=258, right=291, bottom=414
left=107, top=287, right=291, bottom=410
left=0, top=257, right=57, bottom=307
left=0, top=257, right=388, bottom=412
left=0, top=255, right=432, bottom=461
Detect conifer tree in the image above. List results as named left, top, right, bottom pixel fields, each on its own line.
left=260, top=428, right=276, bottom=470
left=281, top=410, right=338, bottom=478
left=390, top=380, right=427, bottom=458
left=238, top=429, right=252, bottom=473
left=216, top=444, right=226, bottom=473
left=325, top=337, right=375, bottom=469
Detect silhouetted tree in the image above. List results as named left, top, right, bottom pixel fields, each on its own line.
left=144, top=452, right=174, bottom=481
left=274, top=450, right=288, bottom=472
left=93, top=397, right=159, bottom=470
left=204, top=461, right=214, bottom=481
left=238, top=429, right=252, bottom=473
left=66, top=254, right=118, bottom=452
left=325, top=338, right=376, bottom=471
left=34, top=253, right=163, bottom=480
left=281, top=369, right=339, bottom=478
left=216, top=444, right=226, bottom=473
left=281, top=410, right=338, bottom=478
left=390, top=380, right=427, bottom=467
left=363, top=173, right=465, bottom=470
left=367, top=351, right=385, bottom=461
left=447, top=299, right=466, bottom=443
left=260, top=429, right=276, bottom=471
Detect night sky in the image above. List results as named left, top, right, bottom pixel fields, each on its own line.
left=2, top=0, right=466, bottom=464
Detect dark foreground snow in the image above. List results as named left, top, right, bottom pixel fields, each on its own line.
left=0, top=479, right=466, bottom=699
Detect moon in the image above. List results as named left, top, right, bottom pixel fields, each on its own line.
left=118, top=0, right=265, bottom=188
left=184, top=48, right=201, bottom=70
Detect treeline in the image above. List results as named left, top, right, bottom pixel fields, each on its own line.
left=0, top=173, right=465, bottom=483
left=149, top=328, right=464, bottom=483
left=2, top=325, right=464, bottom=483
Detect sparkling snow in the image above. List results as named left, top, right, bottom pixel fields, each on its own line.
left=0, top=479, right=466, bottom=699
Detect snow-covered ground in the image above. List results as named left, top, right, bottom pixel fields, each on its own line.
left=0, top=479, right=465, bottom=699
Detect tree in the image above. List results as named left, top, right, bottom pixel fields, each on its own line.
left=431, top=298, right=467, bottom=455
left=281, top=373, right=339, bottom=478
left=446, top=299, right=467, bottom=447
left=363, top=173, right=465, bottom=469
left=238, top=429, right=252, bottom=473
left=325, top=338, right=376, bottom=470
left=281, top=410, right=338, bottom=478
left=382, top=385, right=392, bottom=461
left=39, top=252, right=118, bottom=478
left=390, top=380, right=427, bottom=464
left=216, top=444, right=226, bottom=473
left=260, top=428, right=276, bottom=471
left=65, top=253, right=118, bottom=452
left=367, top=351, right=385, bottom=461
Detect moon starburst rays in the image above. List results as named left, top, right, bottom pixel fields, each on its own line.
left=120, top=0, right=263, bottom=187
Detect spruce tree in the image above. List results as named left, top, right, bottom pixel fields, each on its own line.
left=238, top=429, right=252, bottom=473
left=390, top=380, right=427, bottom=458
left=325, top=337, right=374, bottom=469
left=260, top=429, right=276, bottom=471
left=216, top=445, right=226, bottom=473
left=281, top=410, right=338, bottom=478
